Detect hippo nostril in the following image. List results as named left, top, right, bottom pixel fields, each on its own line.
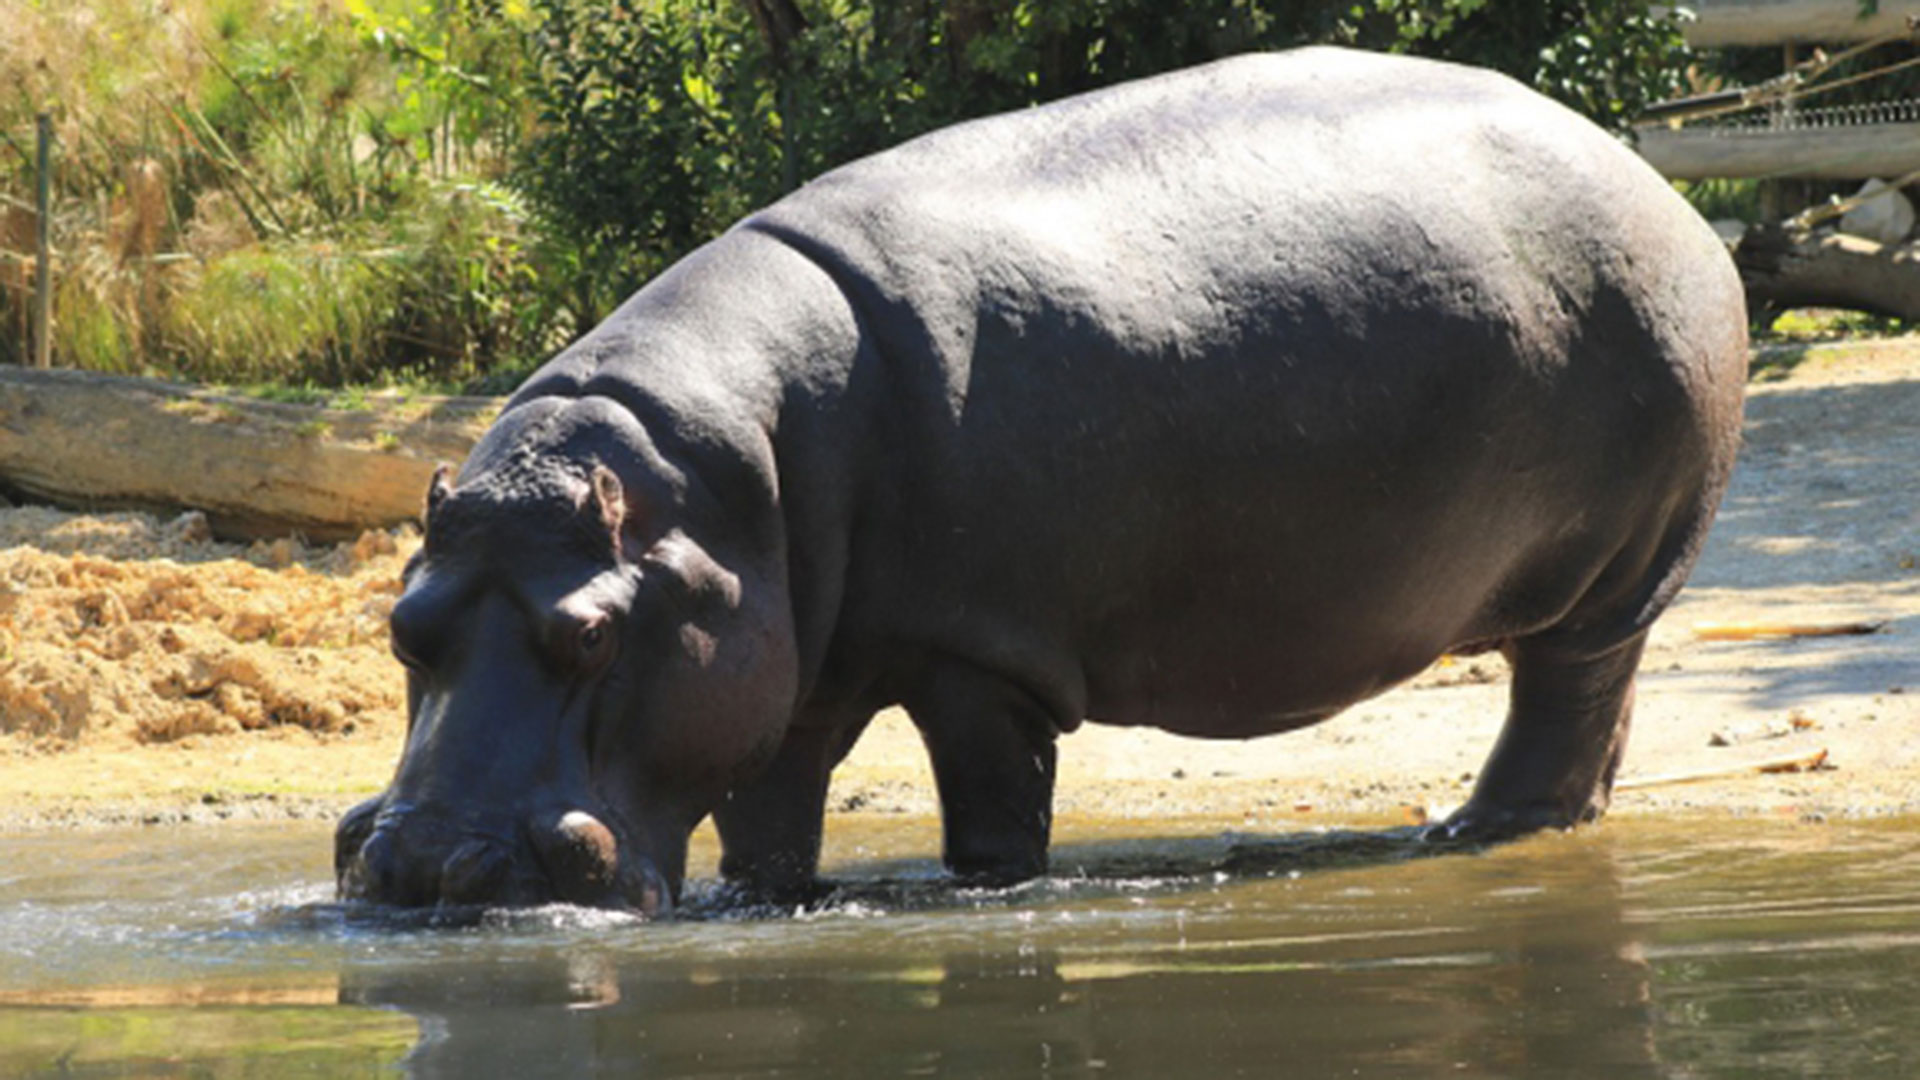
left=341, top=826, right=401, bottom=902
left=439, top=839, right=510, bottom=906
left=334, top=797, right=382, bottom=886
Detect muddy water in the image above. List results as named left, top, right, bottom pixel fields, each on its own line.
left=2, top=816, right=1917, bottom=1078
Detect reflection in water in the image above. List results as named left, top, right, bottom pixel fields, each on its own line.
left=340, top=830, right=1664, bottom=1078
left=3, top=819, right=1919, bottom=1077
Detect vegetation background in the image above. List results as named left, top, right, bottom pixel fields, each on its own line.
left=0, top=1, right=1718, bottom=392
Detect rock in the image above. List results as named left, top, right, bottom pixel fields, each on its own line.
left=164, top=510, right=211, bottom=545
left=1838, top=178, right=1915, bottom=245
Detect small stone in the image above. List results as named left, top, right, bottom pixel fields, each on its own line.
left=164, top=510, right=212, bottom=544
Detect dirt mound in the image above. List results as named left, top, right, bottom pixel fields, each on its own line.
left=0, top=506, right=413, bottom=748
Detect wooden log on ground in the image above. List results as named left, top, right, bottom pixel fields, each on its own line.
left=0, top=366, right=500, bottom=542
left=1735, top=225, right=1920, bottom=320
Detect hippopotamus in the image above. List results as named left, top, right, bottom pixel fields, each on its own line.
left=335, top=46, right=1747, bottom=913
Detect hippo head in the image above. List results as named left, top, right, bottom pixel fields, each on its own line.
left=335, top=396, right=798, bottom=915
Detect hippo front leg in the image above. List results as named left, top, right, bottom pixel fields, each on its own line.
left=714, top=708, right=873, bottom=900
left=1436, top=632, right=1646, bottom=841
left=905, top=661, right=1060, bottom=885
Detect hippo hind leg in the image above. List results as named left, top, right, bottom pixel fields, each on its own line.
left=1434, top=630, right=1645, bottom=842
left=1437, top=474, right=1727, bottom=843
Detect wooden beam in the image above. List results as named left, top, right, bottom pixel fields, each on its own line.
left=1673, top=0, right=1920, bottom=48
left=1634, top=120, right=1920, bottom=179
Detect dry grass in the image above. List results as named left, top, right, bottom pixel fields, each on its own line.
left=0, top=0, right=545, bottom=387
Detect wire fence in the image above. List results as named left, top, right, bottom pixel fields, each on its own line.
left=1688, top=97, right=1920, bottom=133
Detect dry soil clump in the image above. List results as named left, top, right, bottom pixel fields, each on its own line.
left=0, top=506, right=412, bottom=751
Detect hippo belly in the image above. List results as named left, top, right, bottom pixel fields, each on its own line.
left=745, top=49, right=1742, bottom=745
left=337, top=47, right=1747, bottom=913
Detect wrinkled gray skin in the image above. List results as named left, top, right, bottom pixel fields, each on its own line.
left=336, top=48, right=1747, bottom=913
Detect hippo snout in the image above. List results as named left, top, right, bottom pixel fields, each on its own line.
left=334, top=802, right=666, bottom=914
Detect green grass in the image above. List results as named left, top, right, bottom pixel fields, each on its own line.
left=1759, top=308, right=1914, bottom=342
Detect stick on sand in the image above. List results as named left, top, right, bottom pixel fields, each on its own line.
left=1692, top=621, right=1886, bottom=641
left=1618, top=748, right=1830, bottom=791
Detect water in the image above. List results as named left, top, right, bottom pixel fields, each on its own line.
left=3, top=816, right=1918, bottom=1078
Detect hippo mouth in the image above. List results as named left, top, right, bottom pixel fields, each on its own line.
left=335, top=800, right=670, bottom=915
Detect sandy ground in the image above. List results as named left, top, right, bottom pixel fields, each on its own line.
left=2, top=338, right=1917, bottom=834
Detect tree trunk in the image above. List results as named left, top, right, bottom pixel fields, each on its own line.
left=0, top=367, right=498, bottom=542
left=1736, top=225, right=1920, bottom=322
left=743, top=0, right=808, bottom=65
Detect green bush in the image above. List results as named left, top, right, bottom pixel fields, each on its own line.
left=1677, top=178, right=1763, bottom=223
left=516, top=0, right=1693, bottom=327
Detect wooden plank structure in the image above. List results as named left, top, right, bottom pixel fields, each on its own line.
left=1637, top=2, right=1920, bottom=180
left=1636, top=101, right=1920, bottom=180
left=1675, top=0, right=1920, bottom=48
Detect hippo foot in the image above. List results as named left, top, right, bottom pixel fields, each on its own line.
left=712, top=875, right=836, bottom=913
left=1425, top=798, right=1601, bottom=845
left=946, top=855, right=1048, bottom=891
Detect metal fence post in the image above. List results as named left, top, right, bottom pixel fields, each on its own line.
left=33, top=111, right=53, bottom=369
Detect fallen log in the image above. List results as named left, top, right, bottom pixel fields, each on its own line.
left=1736, top=224, right=1920, bottom=321
left=0, top=366, right=499, bottom=542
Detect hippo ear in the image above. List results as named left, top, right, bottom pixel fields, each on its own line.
left=423, top=464, right=456, bottom=523
left=588, top=464, right=645, bottom=560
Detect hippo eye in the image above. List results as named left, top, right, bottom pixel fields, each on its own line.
left=576, top=617, right=616, bottom=670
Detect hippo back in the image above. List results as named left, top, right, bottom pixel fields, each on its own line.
left=586, top=47, right=1748, bottom=737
